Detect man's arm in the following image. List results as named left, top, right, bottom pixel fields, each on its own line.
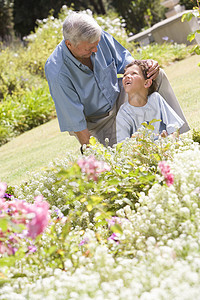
left=75, top=128, right=91, bottom=146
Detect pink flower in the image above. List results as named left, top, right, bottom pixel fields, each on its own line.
left=26, top=198, right=50, bottom=239
left=77, top=155, right=111, bottom=181
left=79, top=237, right=89, bottom=246
left=0, top=196, right=50, bottom=240
left=27, top=245, right=37, bottom=254
left=0, top=181, right=7, bottom=198
left=107, top=216, right=122, bottom=229
left=0, top=242, right=16, bottom=255
left=107, top=233, right=119, bottom=244
left=158, top=161, right=174, bottom=187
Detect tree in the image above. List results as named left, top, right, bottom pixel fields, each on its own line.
left=179, top=0, right=197, bottom=10
left=13, top=0, right=111, bottom=38
left=0, top=0, right=14, bottom=41
left=13, top=0, right=66, bottom=37
left=110, top=0, right=166, bottom=34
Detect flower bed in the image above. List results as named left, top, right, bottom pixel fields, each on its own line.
left=0, top=130, right=200, bottom=299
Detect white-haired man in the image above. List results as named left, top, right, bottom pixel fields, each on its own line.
left=45, top=11, right=189, bottom=149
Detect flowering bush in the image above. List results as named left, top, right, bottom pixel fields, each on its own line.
left=0, top=130, right=200, bottom=298
left=0, top=182, right=49, bottom=257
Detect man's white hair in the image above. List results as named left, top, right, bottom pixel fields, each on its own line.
left=63, top=12, right=102, bottom=46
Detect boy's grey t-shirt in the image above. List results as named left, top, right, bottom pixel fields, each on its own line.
left=116, top=92, right=185, bottom=143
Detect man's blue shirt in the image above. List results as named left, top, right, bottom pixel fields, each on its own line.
left=45, top=31, right=133, bottom=132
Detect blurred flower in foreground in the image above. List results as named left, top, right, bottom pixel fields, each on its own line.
left=26, top=195, right=50, bottom=239
left=0, top=181, right=50, bottom=255
left=158, top=161, right=174, bottom=187
left=77, top=155, right=111, bottom=181
left=0, top=181, right=7, bottom=198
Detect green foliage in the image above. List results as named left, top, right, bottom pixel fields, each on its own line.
left=181, top=2, right=200, bottom=61
left=1, top=130, right=200, bottom=299
left=0, top=83, right=55, bottom=145
left=15, top=128, right=177, bottom=227
left=0, top=0, right=14, bottom=41
left=192, top=129, right=200, bottom=144
left=179, top=0, right=197, bottom=9
left=0, top=46, right=43, bottom=99
left=132, top=42, right=190, bottom=68
left=110, top=0, right=166, bottom=34
left=13, top=1, right=111, bottom=38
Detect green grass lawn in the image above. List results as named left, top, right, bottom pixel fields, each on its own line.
left=0, top=119, right=80, bottom=185
left=0, top=54, right=199, bottom=186
left=164, top=54, right=200, bottom=130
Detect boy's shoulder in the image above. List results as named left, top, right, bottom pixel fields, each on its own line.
left=117, top=102, right=132, bottom=119
left=119, top=101, right=129, bottom=111
left=148, top=91, right=165, bottom=103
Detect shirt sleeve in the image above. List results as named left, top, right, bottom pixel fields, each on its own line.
left=46, top=69, right=87, bottom=132
left=158, top=93, right=185, bottom=134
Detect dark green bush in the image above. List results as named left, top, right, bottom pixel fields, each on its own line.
left=0, top=83, right=55, bottom=146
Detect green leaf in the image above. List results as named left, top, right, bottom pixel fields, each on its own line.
left=149, top=119, right=161, bottom=125
left=12, top=273, right=27, bottom=278
left=187, top=32, right=196, bottom=42
left=147, top=125, right=155, bottom=131
left=106, top=178, right=120, bottom=185
left=141, top=122, right=148, bottom=128
left=116, top=142, right=123, bottom=151
left=0, top=256, right=17, bottom=267
left=95, top=220, right=108, bottom=227
left=48, top=245, right=57, bottom=255
left=0, top=218, right=8, bottom=232
left=192, top=45, right=200, bottom=55
left=181, top=12, right=194, bottom=22
left=89, top=195, right=103, bottom=205
left=89, top=136, right=98, bottom=146
left=152, top=153, right=161, bottom=162
left=111, top=224, right=123, bottom=234
left=86, top=204, right=93, bottom=211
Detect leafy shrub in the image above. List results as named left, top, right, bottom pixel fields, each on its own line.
left=132, top=42, right=190, bottom=68
left=1, top=131, right=200, bottom=298
left=0, top=47, right=42, bottom=99
left=0, top=83, right=55, bottom=145
left=181, top=3, right=200, bottom=65
left=192, top=129, right=200, bottom=144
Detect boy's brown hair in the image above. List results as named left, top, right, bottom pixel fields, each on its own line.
left=124, top=60, right=157, bottom=96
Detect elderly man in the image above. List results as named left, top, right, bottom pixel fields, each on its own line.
left=45, top=12, right=189, bottom=148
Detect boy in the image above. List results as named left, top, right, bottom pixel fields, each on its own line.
left=116, top=60, right=185, bottom=143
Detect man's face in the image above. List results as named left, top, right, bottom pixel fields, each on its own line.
left=122, top=65, right=146, bottom=94
left=65, top=38, right=100, bottom=59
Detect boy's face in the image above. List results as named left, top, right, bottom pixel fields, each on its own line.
left=122, top=64, right=146, bottom=94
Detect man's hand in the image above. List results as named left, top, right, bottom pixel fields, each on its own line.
left=146, top=59, right=160, bottom=80
left=160, top=130, right=168, bottom=138
left=75, top=128, right=91, bottom=146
